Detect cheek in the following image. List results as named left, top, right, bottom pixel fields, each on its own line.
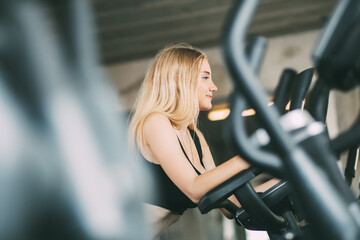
left=197, top=84, right=205, bottom=94
left=197, top=86, right=203, bottom=98
left=197, top=89, right=204, bottom=101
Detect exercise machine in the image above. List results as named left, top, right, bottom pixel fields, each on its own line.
left=198, top=0, right=360, bottom=239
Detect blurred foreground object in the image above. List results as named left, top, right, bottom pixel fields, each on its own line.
left=0, top=0, right=146, bottom=239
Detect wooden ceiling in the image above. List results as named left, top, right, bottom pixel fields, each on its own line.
left=91, top=0, right=338, bottom=65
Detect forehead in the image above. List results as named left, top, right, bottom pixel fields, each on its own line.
left=200, top=59, right=211, bottom=73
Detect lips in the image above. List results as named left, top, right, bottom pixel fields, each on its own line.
left=206, top=95, right=212, bottom=100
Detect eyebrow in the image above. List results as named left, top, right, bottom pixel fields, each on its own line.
left=201, top=71, right=211, bottom=74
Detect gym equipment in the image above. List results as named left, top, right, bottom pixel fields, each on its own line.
left=200, top=16, right=315, bottom=240
left=0, top=0, right=145, bottom=239
left=313, top=0, right=360, bottom=155
left=199, top=0, right=360, bottom=239
left=199, top=74, right=314, bottom=239
left=288, top=68, right=314, bottom=111
left=273, top=69, right=297, bottom=114
left=344, top=146, right=359, bottom=187
left=305, top=0, right=360, bottom=187
left=305, top=75, right=360, bottom=189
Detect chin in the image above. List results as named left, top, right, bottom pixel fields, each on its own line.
left=200, top=105, right=212, bottom=111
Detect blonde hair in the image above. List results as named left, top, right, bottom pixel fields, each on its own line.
left=129, top=44, right=207, bottom=151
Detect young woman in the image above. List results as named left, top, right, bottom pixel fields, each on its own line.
left=129, top=44, right=277, bottom=238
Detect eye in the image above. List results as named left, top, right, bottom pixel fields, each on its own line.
left=202, top=76, right=209, bottom=80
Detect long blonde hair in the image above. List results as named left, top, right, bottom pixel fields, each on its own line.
left=129, top=44, right=207, bottom=151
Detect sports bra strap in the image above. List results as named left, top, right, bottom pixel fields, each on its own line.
left=189, top=129, right=204, bottom=165
left=177, top=128, right=204, bottom=175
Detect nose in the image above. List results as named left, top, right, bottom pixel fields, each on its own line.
left=210, top=81, right=218, bottom=92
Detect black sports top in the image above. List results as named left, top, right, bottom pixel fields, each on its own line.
left=142, top=128, right=204, bottom=215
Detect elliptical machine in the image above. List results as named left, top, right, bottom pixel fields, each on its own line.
left=198, top=0, right=360, bottom=239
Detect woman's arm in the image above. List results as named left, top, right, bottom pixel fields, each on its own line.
left=143, top=113, right=250, bottom=203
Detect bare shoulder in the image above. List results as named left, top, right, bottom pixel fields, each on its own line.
left=143, top=112, right=171, bottom=130
left=142, top=113, right=180, bottom=163
left=143, top=112, right=174, bottom=142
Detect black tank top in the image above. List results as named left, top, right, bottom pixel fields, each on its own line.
left=142, top=128, right=204, bottom=215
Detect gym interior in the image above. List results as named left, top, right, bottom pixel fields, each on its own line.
left=1, top=0, right=360, bottom=240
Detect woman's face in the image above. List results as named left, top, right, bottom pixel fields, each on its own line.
left=197, top=59, right=217, bottom=111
